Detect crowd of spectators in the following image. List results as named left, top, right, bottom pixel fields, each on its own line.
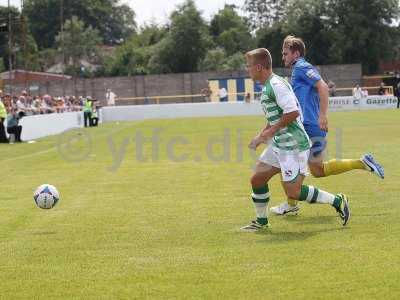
left=0, top=90, right=93, bottom=116
left=0, top=89, right=100, bottom=144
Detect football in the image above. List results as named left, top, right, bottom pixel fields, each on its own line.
left=33, top=184, right=60, bottom=209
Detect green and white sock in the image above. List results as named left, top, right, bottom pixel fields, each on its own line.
left=252, top=185, right=270, bottom=225
left=299, top=185, right=341, bottom=209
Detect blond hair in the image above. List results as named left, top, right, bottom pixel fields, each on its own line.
left=245, top=48, right=272, bottom=69
left=283, top=35, right=306, bottom=57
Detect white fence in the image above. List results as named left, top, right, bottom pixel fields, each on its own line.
left=18, top=112, right=83, bottom=141
left=101, top=95, right=398, bottom=122
left=328, top=95, right=398, bottom=111
left=4, top=95, right=398, bottom=141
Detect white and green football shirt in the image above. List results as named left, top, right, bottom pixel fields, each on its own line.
left=261, top=74, right=311, bottom=152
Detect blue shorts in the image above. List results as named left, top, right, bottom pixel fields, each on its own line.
left=304, top=123, right=327, bottom=159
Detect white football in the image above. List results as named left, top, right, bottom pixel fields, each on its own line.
left=33, top=184, right=60, bottom=209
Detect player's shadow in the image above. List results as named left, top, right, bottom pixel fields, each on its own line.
left=282, top=214, right=337, bottom=225
left=254, top=215, right=347, bottom=243
left=255, top=226, right=345, bottom=244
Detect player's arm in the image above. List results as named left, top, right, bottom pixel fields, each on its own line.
left=249, top=111, right=299, bottom=150
left=298, top=66, right=329, bottom=131
left=316, top=79, right=329, bottom=131
left=249, top=84, right=299, bottom=150
left=259, top=111, right=299, bottom=142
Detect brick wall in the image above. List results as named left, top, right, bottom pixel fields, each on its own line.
left=7, top=64, right=362, bottom=104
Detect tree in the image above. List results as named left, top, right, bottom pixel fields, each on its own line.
left=99, top=23, right=167, bottom=76
left=148, top=0, right=211, bottom=73
left=24, top=0, right=136, bottom=48
left=210, top=5, right=255, bottom=56
left=199, top=48, right=245, bottom=71
left=199, top=48, right=226, bottom=71
left=0, top=5, right=40, bottom=71
left=255, top=0, right=400, bottom=73
left=102, top=40, right=152, bottom=76
left=283, top=0, right=338, bottom=65
left=256, top=23, right=288, bottom=68
left=55, top=16, right=102, bottom=76
left=223, top=52, right=246, bottom=70
left=326, top=0, right=400, bottom=73
left=244, top=0, right=287, bottom=30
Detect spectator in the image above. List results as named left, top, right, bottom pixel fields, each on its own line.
left=16, top=96, right=27, bottom=118
left=352, top=84, right=363, bottom=100
left=41, top=95, right=54, bottom=114
left=396, top=81, right=400, bottom=109
left=106, top=89, right=116, bottom=106
left=378, top=82, right=385, bottom=95
left=201, top=83, right=212, bottom=102
left=31, top=96, right=41, bottom=114
left=245, top=92, right=251, bottom=103
left=327, top=80, right=336, bottom=97
left=91, top=100, right=99, bottom=127
left=2, top=93, right=12, bottom=111
left=218, top=87, right=228, bottom=102
left=0, top=93, right=9, bottom=143
left=54, top=97, right=65, bottom=113
left=6, top=109, right=22, bottom=143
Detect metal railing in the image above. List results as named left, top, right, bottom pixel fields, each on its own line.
left=115, top=86, right=394, bottom=105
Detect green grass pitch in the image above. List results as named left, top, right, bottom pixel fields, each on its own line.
left=0, top=109, right=399, bottom=299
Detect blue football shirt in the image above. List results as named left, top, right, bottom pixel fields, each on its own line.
left=291, top=58, right=321, bottom=125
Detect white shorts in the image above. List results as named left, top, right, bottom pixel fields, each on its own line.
left=258, top=147, right=310, bottom=182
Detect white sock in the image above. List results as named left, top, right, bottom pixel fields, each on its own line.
left=254, top=202, right=267, bottom=219
left=316, top=189, right=335, bottom=205
left=306, top=186, right=335, bottom=205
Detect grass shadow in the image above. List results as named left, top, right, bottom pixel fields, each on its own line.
left=254, top=226, right=345, bottom=244
left=281, top=215, right=337, bottom=225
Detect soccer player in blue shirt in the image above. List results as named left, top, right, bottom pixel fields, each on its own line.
left=270, top=35, right=385, bottom=215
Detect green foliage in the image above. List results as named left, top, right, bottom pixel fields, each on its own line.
left=14, top=34, right=40, bottom=71
left=199, top=48, right=245, bottom=71
left=24, top=0, right=136, bottom=48
left=283, top=0, right=337, bottom=65
left=199, top=48, right=227, bottom=71
left=103, top=42, right=152, bottom=76
left=256, top=23, right=288, bottom=68
left=2, top=0, right=398, bottom=76
left=0, top=5, right=40, bottom=71
left=224, top=51, right=246, bottom=70
left=98, top=23, right=167, bottom=76
left=326, top=0, right=400, bottom=73
left=244, top=0, right=287, bottom=29
left=148, top=0, right=211, bottom=73
left=252, top=0, right=400, bottom=74
left=55, top=16, right=102, bottom=75
left=210, top=4, right=246, bottom=36
left=133, top=23, right=167, bottom=48
left=210, top=5, right=255, bottom=56
left=37, top=48, right=58, bottom=71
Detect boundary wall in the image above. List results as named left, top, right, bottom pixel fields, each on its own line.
left=7, top=95, right=397, bottom=141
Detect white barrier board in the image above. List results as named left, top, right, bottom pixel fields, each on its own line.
left=101, top=95, right=398, bottom=122
left=18, top=112, right=83, bottom=141
left=328, top=95, right=398, bottom=111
